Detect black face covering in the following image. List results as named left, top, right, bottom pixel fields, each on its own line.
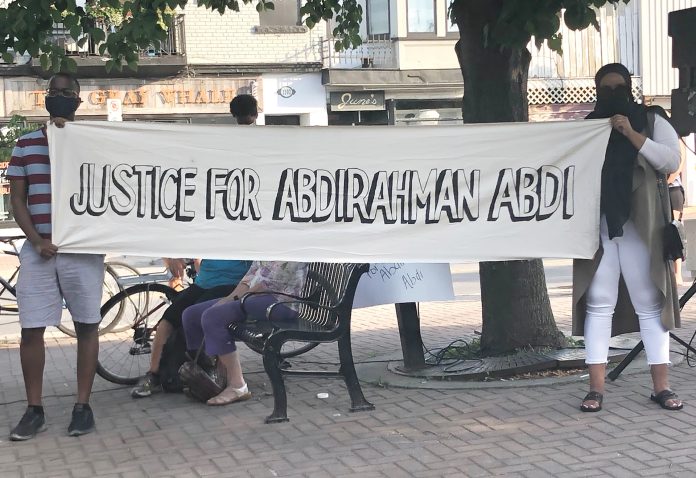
left=587, top=83, right=647, bottom=239
left=45, top=96, right=79, bottom=118
left=595, top=85, right=632, bottom=117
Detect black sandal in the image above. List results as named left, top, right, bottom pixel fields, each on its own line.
left=580, top=391, right=603, bottom=412
left=650, top=389, right=683, bottom=410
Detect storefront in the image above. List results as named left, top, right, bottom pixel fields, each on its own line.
left=323, top=69, right=464, bottom=127
left=0, top=75, right=261, bottom=223
left=328, top=90, right=388, bottom=125
left=259, top=73, right=327, bottom=126
left=0, top=76, right=261, bottom=124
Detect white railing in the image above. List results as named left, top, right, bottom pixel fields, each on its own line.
left=528, top=77, right=643, bottom=105
left=321, top=36, right=396, bottom=69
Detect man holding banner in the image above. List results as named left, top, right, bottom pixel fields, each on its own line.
left=8, top=73, right=104, bottom=441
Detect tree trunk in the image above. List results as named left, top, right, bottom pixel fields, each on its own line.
left=453, top=0, right=565, bottom=355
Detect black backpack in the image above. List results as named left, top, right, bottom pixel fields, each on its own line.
left=158, top=326, right=188, bottom=393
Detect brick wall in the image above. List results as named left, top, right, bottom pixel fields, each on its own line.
left=181, top=2, right=325, bottom=66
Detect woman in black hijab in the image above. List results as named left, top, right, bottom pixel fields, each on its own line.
left=574, top=63, right=683, bottom=412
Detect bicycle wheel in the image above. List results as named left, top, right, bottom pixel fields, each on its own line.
left=99, top=262, right=143, bottom=334
left=97, top=283, right=178, bottom=385
left=57, top=263, right=128, bottom=338
left=0, top=267, right=19, bottom=314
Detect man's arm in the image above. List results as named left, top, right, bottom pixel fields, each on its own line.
left=10, top=179, right=57, bottom=258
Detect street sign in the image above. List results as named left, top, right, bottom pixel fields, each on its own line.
left=106, top=99, right=123, bottom=122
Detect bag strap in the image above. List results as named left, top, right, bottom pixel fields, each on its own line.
left=649, top=112, right=675, bottom=225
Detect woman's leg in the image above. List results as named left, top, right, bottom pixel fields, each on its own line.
left=200, top=295, right=296, bottom=405
left=181, top=299, right=219, bottom=352
left=617, top=221, right=680, bottom=408
left=583, top=222, right=621, bottom=410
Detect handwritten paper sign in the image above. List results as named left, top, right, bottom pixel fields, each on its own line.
left=352, top=263, right=454, bottom=308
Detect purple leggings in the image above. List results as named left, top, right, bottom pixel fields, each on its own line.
left=181, top=294, right=298, bottom=356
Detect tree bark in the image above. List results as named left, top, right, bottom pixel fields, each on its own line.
left=453, top=0, right=565, bottom=355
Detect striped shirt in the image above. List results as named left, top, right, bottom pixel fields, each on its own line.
left=7, top=128, right=51, bottom=238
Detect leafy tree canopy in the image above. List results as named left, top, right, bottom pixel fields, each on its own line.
left=449, top=0, right=630, bottom=52
left=0, top=0, right=628, bottom=73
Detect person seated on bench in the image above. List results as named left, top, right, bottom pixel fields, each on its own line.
left=130, top=258, right=252, bottom=398
left=181, top=261, right=309, bottom=406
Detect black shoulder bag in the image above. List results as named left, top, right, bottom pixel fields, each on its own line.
left=649, top=113, right=687, bottom=261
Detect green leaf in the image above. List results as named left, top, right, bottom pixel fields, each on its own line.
left=69, top=25, right=82, bottom=41
left=39, top=53, right=49, bottom=71
left=1, top=52, right=13, bottom=63
left=547, top=33, right=563, bottom=53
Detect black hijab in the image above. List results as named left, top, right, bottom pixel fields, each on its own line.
left=586, top=63, right=647, bottom=239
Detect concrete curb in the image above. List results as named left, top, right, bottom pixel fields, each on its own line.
left=356, top=350, right=687, bottom=390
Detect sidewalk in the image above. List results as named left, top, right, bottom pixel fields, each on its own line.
left=2, top=272, right=696, bottom=477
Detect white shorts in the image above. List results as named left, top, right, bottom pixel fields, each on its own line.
left=17, top=244, right=105, bottom=328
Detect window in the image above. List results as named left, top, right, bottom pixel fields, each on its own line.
left=367, top=0, right=390, bottom=37
left=259, top=0, right=300, bottom=26
left=447, top=11, right=458, bottom=35
left=407, top=0, right=435, bottom=34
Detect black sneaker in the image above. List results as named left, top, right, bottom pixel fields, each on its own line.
left=67, top=403, right=95, bottom=437
left=131, top=372, right=162, bottom=398
left=9, top=406, right=47, bottom=441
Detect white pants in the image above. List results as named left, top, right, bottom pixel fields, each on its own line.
left=584, top=217, right=670, bottom=365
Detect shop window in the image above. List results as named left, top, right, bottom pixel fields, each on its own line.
left=259, top=0, right=300, bottom=26
left=265, top=115, right=301, bottom=125
left=367, top=0, right=390, bottom=37
left=328, top=110, right=388, bottom=126
left=407, top=0, right=435, bottom=34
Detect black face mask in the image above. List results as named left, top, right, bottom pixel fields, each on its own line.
left=45, top=96, right=79, bottom=118
left=595, top=85, right=632, bottom=116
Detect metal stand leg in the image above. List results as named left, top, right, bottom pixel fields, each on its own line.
left=608, top=341, right=645, bottom=381
left=668, top=332, right=696, bottom=356
left=609, top=280, right=696, bottom=381
left=608, top=333, right=696, bottom=381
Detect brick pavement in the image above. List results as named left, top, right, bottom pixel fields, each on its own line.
left=2, top=276, right=696, bottom=477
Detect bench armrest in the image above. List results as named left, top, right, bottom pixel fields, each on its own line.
left=267, top=299, right=334, bottom=319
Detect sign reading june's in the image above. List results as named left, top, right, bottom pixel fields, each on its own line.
left=50, top=120, right=611, bottom=262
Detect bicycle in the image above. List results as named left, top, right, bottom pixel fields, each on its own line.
left=95, top=264, right=323, bottom=385
left=96, top=270, right=182, bottom=385
left=0, top=233, right=140, bottom=335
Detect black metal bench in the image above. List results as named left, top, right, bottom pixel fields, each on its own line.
left=228, top=262, right=375, bottom=423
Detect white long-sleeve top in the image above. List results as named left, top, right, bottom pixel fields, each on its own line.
left=639, top=114, right=681, bottom=174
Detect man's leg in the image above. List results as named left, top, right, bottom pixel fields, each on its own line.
left=20, top=327, right=46, bottom=406
left=10, top=327, right=49, bottom=441
left=11, top=243, right=62, bottom=441
left=149, top=320, right=173, bottom=374
left=74, top=322, right=99, bottom=404
left=58, top=253, right=105, bottom=436
left=149, top=285, right=206, bottom=374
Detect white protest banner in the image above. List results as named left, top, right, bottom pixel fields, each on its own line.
left=49, top=119, right=611, bottom=262
left=353, top=263, right=454, bottom=308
